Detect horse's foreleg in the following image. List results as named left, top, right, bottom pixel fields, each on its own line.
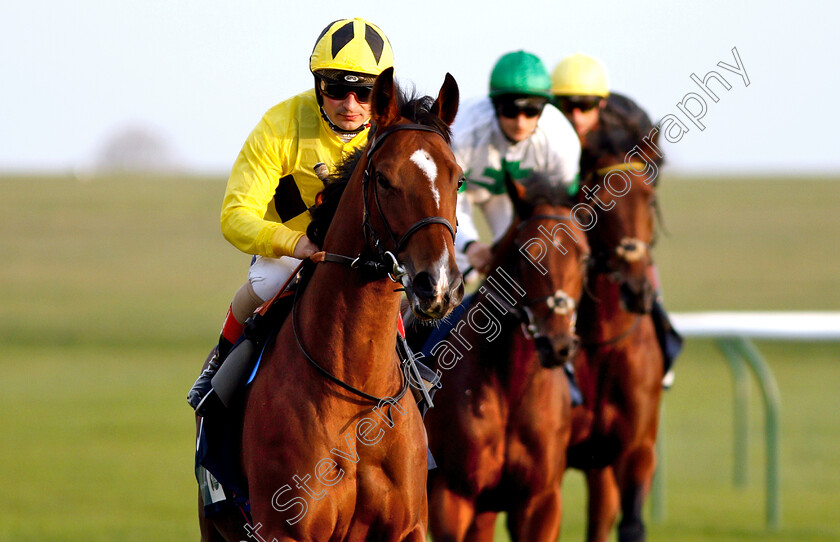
left=614, top=444, right=656, bottom=542
left=506, top=487, right=562, bottom=542
left=464, top=511, right=498, bottom=542
left=585, top=467, right=620, bottom=542
left=428, top=476, right=476, bottom=542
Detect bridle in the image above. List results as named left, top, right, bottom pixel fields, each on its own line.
left=292, top=122, right=458, bottom=405
left=361, top=123, right=456, bottom=280
left=583, top=162, right=656, bottom=286
left=313, top=123, right=457, bottom=282
left=580, top=162, right=656, bottom=346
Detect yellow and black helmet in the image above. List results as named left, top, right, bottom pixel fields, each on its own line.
left=310, top=18, right=394, bottom=85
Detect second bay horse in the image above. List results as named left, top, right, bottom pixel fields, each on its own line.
left=424, top=176, right=589, bottom=541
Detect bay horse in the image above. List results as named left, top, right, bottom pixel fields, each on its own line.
left=567, top=132, right=664, bottom=542
left=423, top=175, right=589, bottom=541
left=199, top=68, right=464, bottom=541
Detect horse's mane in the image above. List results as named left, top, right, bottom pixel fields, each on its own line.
left=307, top=87, right=452, bottom=248
left=520, top=172, right=574, bottom=209
left=580, top=92, right=664, bottom=175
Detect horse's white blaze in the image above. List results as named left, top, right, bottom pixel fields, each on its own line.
left=410, top=149, right=439, bottom=207
left=432, top=250, right=450, bottom=296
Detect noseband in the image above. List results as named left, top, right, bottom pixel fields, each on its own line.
left=361, top=123, right=456, bottom=279
left=590, top=237, right=652, bottom=281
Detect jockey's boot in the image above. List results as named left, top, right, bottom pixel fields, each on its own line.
left=188, top=306, right=243, bottom=414
left=187, top=335, right=235, bottom=413
left=187, top=352, right=219, bottom=410
left=194, top=336, right=257, bottom=417
left=651, top=298, right=683, bottom=389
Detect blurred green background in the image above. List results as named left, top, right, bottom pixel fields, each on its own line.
left=1, top=173, right=838, bottom=541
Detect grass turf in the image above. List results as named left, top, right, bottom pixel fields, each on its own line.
left=1, top=173, right=838, bottom=541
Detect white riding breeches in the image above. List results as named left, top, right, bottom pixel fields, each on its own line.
left=248, top=255, right=302, bottom=302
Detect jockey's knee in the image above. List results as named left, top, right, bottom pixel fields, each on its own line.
left=248, top=255, right=300, bottom=301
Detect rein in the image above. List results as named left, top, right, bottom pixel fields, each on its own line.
left=581, top=313, right=642, bottom=348
left=290, top=269, right=410, bottom=405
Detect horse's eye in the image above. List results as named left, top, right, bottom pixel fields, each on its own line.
left=457, top=176, right=466, bottom=193
left=376, top=173, right=390, bottom=189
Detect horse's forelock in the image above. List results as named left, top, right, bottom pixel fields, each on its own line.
left=395, top=89, right=452, bottom=144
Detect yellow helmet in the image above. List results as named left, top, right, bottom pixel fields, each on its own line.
left=310, top=18, right=394, bottom=83
left=551, top=53, right=610, bottom=98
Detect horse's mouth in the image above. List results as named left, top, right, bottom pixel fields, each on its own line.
left=403, top=272, right=464, bottom=321
left=619, top=280, right=655, bottom=315
left=535, top=334, right=580, bottom=368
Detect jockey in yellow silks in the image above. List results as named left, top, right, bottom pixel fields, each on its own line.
left=188, top=18, right=394, bottom=414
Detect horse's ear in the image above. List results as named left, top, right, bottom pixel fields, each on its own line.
left=431, top=73, right=459, bottom=126
left=504, top=174, right=531, bottom=219
left=371, top=67, right=400, bottom=128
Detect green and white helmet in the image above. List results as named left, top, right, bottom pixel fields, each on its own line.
left=489, top=51, right=552, bottom=99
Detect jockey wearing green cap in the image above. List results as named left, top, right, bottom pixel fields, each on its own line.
left=454, top=50, right=581, bottom=275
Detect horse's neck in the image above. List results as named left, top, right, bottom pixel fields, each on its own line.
left=296, top=177, right=401, bottom=393
left=298, top=263, right=401, bottom=391
left=475, top=260, right=540, bottom=396
left=580, top=273, right=636, bottom=340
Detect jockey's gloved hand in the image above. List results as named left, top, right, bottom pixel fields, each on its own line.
left=465, top=241, right=492, bottom=274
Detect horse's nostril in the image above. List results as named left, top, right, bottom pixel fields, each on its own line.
left=451, top=277, right=465, bottom=302
left=556, top=335, right=580, bottom=362
left=412, top=271, right=435, bottom=298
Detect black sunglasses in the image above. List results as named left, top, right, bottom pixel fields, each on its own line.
left=319, top=78, right=373, bottom=103
left=497, top=102, right=545, bottom=119
left=556, top=95, right=602, bottom=114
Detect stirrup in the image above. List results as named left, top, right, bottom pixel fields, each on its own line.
left=194, top=388, right=225, bottom=417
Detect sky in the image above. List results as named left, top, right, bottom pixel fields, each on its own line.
left=1, top=0, right=838, bottom=175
